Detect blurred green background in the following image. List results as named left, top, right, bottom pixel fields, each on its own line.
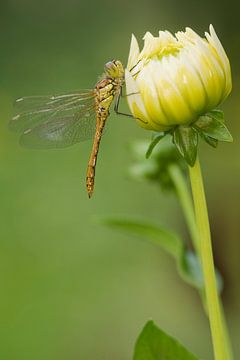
left=0, top=0, right=239, bottom=359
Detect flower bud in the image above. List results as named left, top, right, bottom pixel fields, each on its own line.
left=125, top=25, right=232, bottom=131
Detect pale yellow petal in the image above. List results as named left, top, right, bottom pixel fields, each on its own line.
left=136, top=64, right=171, bottom=131
left=139, top=32, right=161, bottom=59
left=167, top=52, right=207, bottom=114
left=127, top=34, right=140, bottom=70
left=205, top=24, right=232, bottom=99
left=185, top=39, right=225, bottom=109
left=151, top=58, right=195, bottom=125
left=124, top=69, right=152, bottom=129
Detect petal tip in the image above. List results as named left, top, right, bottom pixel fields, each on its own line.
left=127, top=34, right=140, bottom=70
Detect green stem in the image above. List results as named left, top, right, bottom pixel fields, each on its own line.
left=219, top=302, right=234, bottom=360
left=168, top=162, right=233, bottom=359
left=168, top=164, right=199, bottom=254
left=188, top=156, right=232, bottom=360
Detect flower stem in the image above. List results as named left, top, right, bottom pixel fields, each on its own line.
left=168, top=164, right=199, bottom=253
left=168, top=162, right=233, bottom=359
left=188, top=156, right=232, bottom=360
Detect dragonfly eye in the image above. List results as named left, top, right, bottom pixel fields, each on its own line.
left=104, top=60, right=124, bottom=79
left=104, top=61, right=116, bottom=76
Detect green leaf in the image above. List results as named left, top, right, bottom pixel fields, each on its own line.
left=100, top=217, right=223, bottom=295
left=173, top=126, right=198, bottom=166
left=146, top=133, right=166, bottom=159
left=200, top=133, right=218, bottom=148
left=194, top=115, right=233, bottom=142
left=133, top=321, right=200, bottom=360
left=101, top=217, right=204, bottom=291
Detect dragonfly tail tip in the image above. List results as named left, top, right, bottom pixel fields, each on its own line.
left=88, top=191, right=93, bottom=199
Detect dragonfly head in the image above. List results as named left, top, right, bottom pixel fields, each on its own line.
left=104, top=60, right=124, bottom=79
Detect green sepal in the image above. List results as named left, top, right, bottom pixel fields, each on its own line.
left=207, top=109, right=224, bottom=123
left=173, top=126, right=198, bottom=167
left=146, top=132, right=166, bottom=159
left=194, top=113, right=233, bottom=143
left=200, top=133, right=218, bottom=148
left=133, top=320, right=200, bottom=360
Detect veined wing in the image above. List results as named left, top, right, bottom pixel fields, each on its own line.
left=10, top=91, right=97, bottom=148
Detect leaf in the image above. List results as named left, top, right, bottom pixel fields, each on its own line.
left=194, top=115, right=233, bottom=142
left=101, top=217, right=204, bottom=291
left=100, top=217, right=223, bottom=295
left=173, top=126, right=198, bottom=166
left=133, top=321, right=200, bottom=360
left=146, top=133, right=166, bottom=159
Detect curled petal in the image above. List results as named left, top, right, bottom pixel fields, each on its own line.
left=127, top=34, right=140, bottom=71
left=139, top=32, right=162, bottom=60
left=125, top=69, right=170, bottom=131
left=205, top=24, right=232, bottom=99
left=125, top=69, right=151, bottom=130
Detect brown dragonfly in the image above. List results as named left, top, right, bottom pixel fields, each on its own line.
left=10, top=60, right=127, bottom=198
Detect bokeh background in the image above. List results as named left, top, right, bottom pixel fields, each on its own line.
left=0, top=0, right=239, bottom=359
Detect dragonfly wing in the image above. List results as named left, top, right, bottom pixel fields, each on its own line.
left=10, top=92, right=97, bottom=148
left=19, top=112, right=96, bottom=149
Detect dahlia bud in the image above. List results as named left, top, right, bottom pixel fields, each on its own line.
left=126, top=24, right=231, bottom=130
left=125, top=25, right=232, bottom=165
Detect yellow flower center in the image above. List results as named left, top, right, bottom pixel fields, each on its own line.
left=157, top=43, right=182, bottom=59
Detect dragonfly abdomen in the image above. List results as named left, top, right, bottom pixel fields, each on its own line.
left=86, top=79, right=117, bottom=198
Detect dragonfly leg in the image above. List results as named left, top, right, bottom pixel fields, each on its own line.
left=129, top=60, right=141, bottom=73
left=121, top=92, right=139, bottom=98
left=114, top=91, right=134, bottom=118
left=114, top=92, right=147, bottom=124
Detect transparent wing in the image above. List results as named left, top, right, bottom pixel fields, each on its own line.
left=10, top=91, right=97, bottom=148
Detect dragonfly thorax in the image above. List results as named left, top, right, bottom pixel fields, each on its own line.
left=95, top=60, right=125, bottom=112
left=94, top=79, right=115, bottom=116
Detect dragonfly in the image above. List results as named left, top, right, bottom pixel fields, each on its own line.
left=10, top=60, right=127, bottom=198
